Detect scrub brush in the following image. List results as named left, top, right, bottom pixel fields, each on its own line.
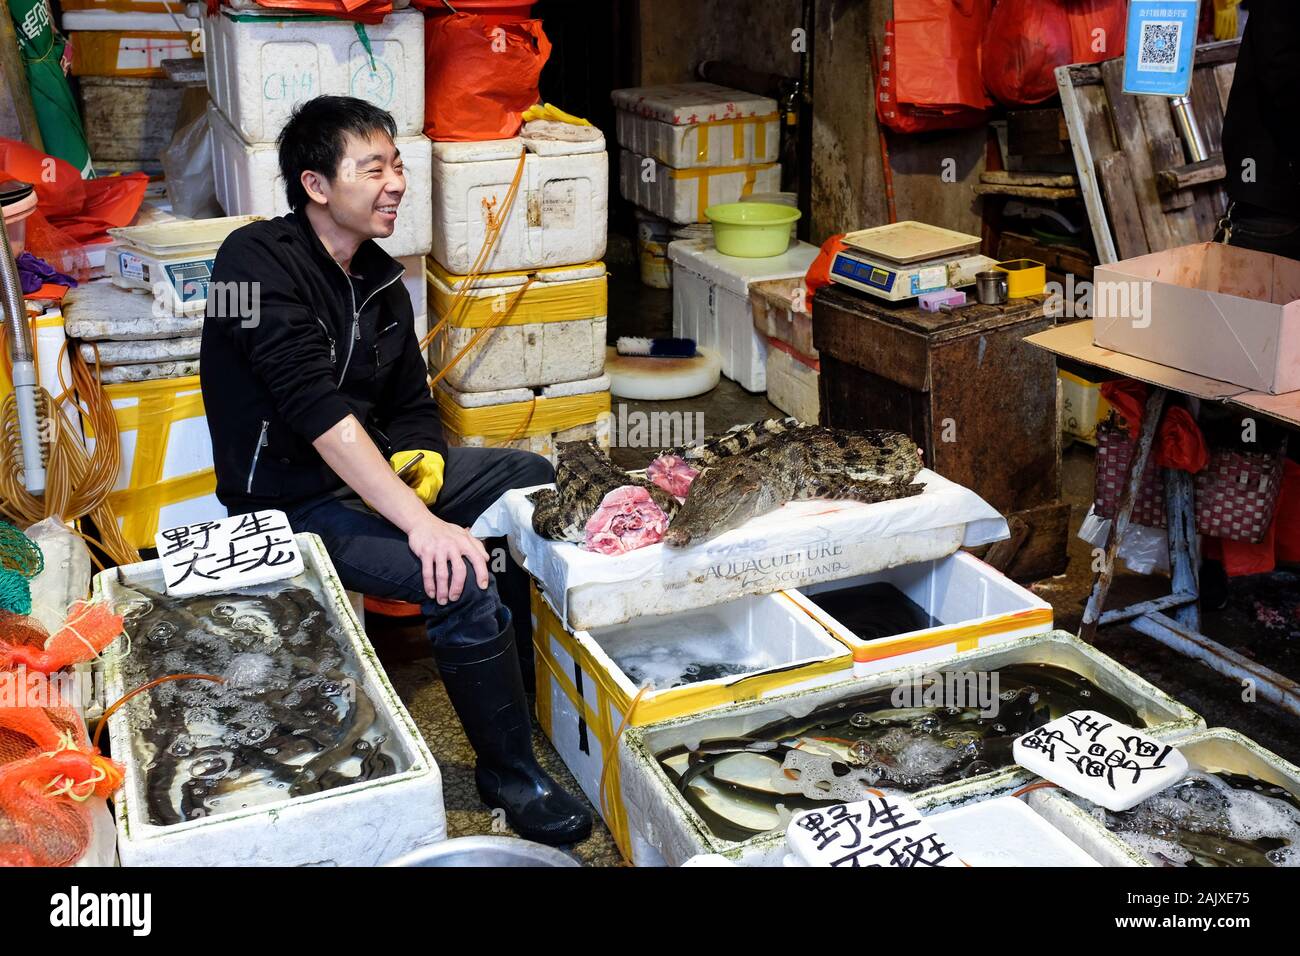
left=616, top=337, right=697, bottom=358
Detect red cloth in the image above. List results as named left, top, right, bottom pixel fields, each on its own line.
left=0, top=139, right=146, bottom=244
left=1153, top=406, right=1210, bottom=474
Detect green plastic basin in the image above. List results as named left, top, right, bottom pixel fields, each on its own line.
left=704, top=202, right=801, bottom=258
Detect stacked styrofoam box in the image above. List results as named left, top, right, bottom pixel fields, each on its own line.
left=669, top=238, right=819, bottom=393
left=612, top=83, right=782, bottom=226
left=750, top=278, right=820, bottom=422
left=198, top=6, right=432, bottom=259
left=427, top=131, right=611, bottom=456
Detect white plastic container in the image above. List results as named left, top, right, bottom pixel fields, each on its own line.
left=669, top=237, right=819, bottom=392
left=199, top=6, right=425, bottom=142
left=208, top=102, right=432, bottom=258
left=786, top=551, right=1054, bottom=677
left=427, top=259, right=607, bottom=392
left=764, top=341, right=819, bottom=424
left=530, top=583, right=850, bottom=861
left=96, top=534, right=446, bottom=867
left=611, top=82, right=780, bottom=169
left=435, top=374, right=611, bottom=462
left=430, top=135, right=608, bottom=275
left=620, top=149, right=780, bottom=225
left=618, top=630, right=1204, bottom=866
left=1028, top=727, right=1300, bottom=867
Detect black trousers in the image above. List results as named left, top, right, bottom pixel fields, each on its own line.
left=286, top=446, right=552, bottom=654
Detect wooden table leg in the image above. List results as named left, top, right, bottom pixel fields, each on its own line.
left=1079, top=388, right=1167, bottom=641
left=1164, top=466, right=1201, bottom=630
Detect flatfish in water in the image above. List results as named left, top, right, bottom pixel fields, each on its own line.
left=663, top=426, right=924, bottom=548
left=529, top=440, right=680, bottom=543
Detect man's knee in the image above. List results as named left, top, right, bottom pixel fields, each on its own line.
left=512, top=450, right=554, bottom=488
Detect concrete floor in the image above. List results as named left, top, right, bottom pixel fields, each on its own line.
left=367, top=267, right=1300, bottom=866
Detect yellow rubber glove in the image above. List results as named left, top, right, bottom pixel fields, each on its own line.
left=390, top=450, right=445, bottom=505
left=1213, top=0, right=1241, bottom=41
left=521, top=102, right=592, bottom=127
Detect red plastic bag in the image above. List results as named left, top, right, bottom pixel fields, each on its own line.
left=423, top=13, right=551, bottom=142
left=877, top=21, right=989, bottom=134
left=982, top=0, right=1073, bottom=105
left=204, top=0, right=392, bottom=24
left=1064, top=0, right=1127, bottom=63
left=894, top=0, right=993, bottom=111
left=1274, top=459, right=1300, bottom=564
left=805, top=234, right=846, bottom=304
left=1153, top=406, right=1210, bottom=474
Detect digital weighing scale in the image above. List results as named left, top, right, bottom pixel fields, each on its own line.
left=829, top=221, right=996, bottom=302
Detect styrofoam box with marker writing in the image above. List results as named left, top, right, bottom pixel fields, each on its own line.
left=195, top=5, right=425, bottom=143
left=208, top=102, right=432, bottom=258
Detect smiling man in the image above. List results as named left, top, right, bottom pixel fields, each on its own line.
left=200, top=96, right=591, bottom=846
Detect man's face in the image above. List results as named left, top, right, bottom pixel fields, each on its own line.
left=310, top=131, right=406, bottom=241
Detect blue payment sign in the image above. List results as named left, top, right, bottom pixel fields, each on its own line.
left=1122, top=0, right=1202, bottom=97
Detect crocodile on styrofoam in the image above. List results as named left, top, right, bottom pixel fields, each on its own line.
left=617, top=629, right=1204, bottom=866
left=95, top=534, right=446, bottom=867
left=208, top=102, right=432, bottom=259
left=430, top=134, right=607, bottom=275
left=198, top=6, right=425, bottom=143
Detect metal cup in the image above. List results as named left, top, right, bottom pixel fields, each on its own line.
left=976, top=271, right=1008, bottom=306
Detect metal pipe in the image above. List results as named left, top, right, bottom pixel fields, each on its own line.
left=1131, top=611, right=1300, bottom=718
left=1170, top=96, right=1209, bottom=163
left=0, top=209, right=47, bottom=495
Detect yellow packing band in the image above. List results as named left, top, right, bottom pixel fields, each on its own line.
left=690, top=113, right=776, bottom=165
left=436, top=388, right=610, bottom=444
left=849, top=607, right=1056, bottom=663
left=671, top=162, right=775, bottom=222
left=427, top=272, right=607, bottom=329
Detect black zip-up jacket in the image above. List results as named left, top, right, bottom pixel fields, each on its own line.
left=1223, top=0, right=1300, bottom=218
left=200, top=212, right=446, bottom=516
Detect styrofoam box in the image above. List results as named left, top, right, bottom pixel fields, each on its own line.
left=208, top=103, right=432, bottom=258
left=431, top=136, right=608, bottom=276
left=764, top=342, right=819, bottom=424
left=398, top=254, right=426, bottom=321
left=531, top=583, right=850, bottom=860
left=750, top=277, right=815, bottom=357
left=618, top=629, right=1204, bottom=866
left=200, top=7, right=424, bottom=142
left=428, top=262, right=607, bottom=392
left=787, top=551, right=1053, bottom=677
left=611, top=82, right=779, bottom=169
left=1028, top=727, right=1300, bottom=867
left=670, top=238, right=819, bottom=392
left=436, top=375, right=611, bottom=463
left=620, top=149, right=781, bottom=225
left=96, top=534, right=446, bottom=866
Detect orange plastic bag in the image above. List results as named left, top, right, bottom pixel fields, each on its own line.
left=423, top=13, right=551, bottom=142
left=203, top=0, right=392, bottom=24
left=982, top=0, right=1073, bottom=106
left=1064, top=0, right=1128, bottom=63
left=893, top=0, right=993, bottom=111
left=0, top=601, right=123, bottom=674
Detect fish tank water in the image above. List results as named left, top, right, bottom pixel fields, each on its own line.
left=100, top=544, right=415, bottom=829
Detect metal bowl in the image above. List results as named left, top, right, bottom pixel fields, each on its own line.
left=384, top=836, right=582, bottom=868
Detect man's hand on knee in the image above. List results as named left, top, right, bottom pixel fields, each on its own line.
left=407, top=513, right=491, bottom=605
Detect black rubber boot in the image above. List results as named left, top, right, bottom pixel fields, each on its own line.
left=433, top=611, right=592, bottom=846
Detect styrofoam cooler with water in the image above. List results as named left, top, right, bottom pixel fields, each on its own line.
left=669, top=238, right=819, bottom=392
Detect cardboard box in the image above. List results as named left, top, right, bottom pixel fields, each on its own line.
left=1093, top=243, right=1300, bottom=395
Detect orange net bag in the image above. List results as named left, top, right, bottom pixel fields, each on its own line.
left=0, top=601, right=123, bottom=673
left=0, top=748, right=122, bottom=867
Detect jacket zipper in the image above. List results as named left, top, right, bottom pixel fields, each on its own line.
left=315, top=315, right=336, bottom=365
left=373, top=320, right=399, bottom=366
left=332, top=260, right=403, bottom=386
left=246, top=419, right=270, bottom=494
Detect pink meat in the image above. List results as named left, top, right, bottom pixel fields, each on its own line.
left=647, top=454, right=699, bottom=499
left=584, top=486, right=670, bottom=555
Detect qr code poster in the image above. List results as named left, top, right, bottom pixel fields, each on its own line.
left=1013, top=710, right=1189, bottom=812
left=1123, top=0, right=1201, bottom=96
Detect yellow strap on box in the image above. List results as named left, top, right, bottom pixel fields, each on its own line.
left=691, top=113, right=776, bottom=165
left=671, top=161, right=775, bottom=222
left=435, top=388, right=609, bottom=443
left=848, top=607, right=1055, bottom=663
left=428, top=272, right=607, bottom=329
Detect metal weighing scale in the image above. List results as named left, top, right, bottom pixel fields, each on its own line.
left=829, top=221, right=996, bottom=302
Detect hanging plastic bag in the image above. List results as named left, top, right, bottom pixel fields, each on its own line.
left=877, top=20, right=988, bottom=134
left=893, top=0, right=993, bottom=111
left=982, top=0, right=1073, bottom=106
left=161, top=108, right=222, bottom=220
left=423, top=13, right=551, bottom=142
left=1064, top=0, right=1128, bottom=63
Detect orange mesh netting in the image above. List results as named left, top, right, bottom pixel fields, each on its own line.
left=0, top=601, right=122, bottom=673
left=0, top=610, right=49, bottom=650
left=0, top=749, right=121, bottom=867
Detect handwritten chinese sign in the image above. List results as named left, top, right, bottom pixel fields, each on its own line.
left=1013, top=710, right=1188, bottom=811
left=155, top=510, right=303, bottom=596
left=786, top=795, right=962, bottom=868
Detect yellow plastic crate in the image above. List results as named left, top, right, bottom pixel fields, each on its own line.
left=69, top=29, right=199, bottom=78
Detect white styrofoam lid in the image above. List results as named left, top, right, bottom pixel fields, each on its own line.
left=925, top=797, right=1101, bottom=867
left=432, top=261, right=606, bottom=292
left=438, top=374, right=609, bottom=408
left=668, top=239, right=819, bottom=297
left=787, top=795, right=964, bottom=868
left=1014, top=711, right=1190, bottom=812
left=612, top=83, right=778, bottom=125
left=432, top=134, right=605, bottom=164
left=62, top=8, right=200, bottom=31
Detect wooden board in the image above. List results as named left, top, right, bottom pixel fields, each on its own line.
left=1095, top=153, right=1150, bottom=261
left=980, top=170, right=1078, bottom=188
left=1101, top=58, right=1173, bottom=254
left=1056, top=65, right=1118, bottom=264
left=973, top=184, right=1080, bottom=201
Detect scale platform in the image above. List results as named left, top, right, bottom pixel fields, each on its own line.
left=830, top=221, right=995, bottom=302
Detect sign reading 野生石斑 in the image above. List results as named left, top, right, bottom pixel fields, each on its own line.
left=155, top=510, right=302, bottom=596
left=786, top=795, right=963, bottom=868
left=1122, top=0, right=1202, bottom=97
left=1013, top=710, right=1189, bottom=811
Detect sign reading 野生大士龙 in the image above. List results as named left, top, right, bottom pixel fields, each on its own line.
left=155, top=510, right=302, bottom=596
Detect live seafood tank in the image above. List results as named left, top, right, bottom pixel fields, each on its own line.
left=1031, top=728, right=1300, bottom=868
left=96, top=534, right=444, bottom=866
left=619, top=630, right=1203, bottom=865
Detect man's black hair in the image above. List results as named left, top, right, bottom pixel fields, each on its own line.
left=276, top=96, right=398, bottom=212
